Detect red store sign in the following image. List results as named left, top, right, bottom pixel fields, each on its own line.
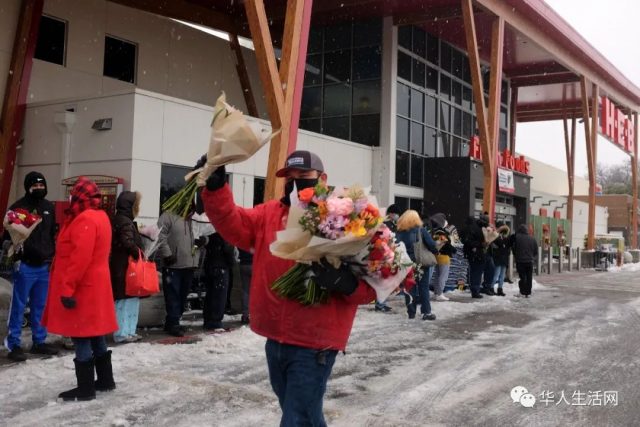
left=469, top=136, right=530, bottom=175
left=599, top=96, right=635, bottom=154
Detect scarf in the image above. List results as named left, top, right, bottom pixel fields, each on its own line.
left=65, top=177, right=102, bottom=224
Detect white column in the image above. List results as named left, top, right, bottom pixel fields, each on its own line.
left=54, top=111, right=77, bottom=191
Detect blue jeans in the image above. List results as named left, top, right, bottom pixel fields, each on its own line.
left=5, top=262, right=49, bottom=350
left=469, top=260, right=484, bottom=295
left=482, top=256, right=495, bottom=289
left=265, top=339, right=338, bottom=427
left=72, top=336, right=108, bottom=362
left=114, top=298, right=140, bottom=341
left=492, top=265, right=507, bottom=289
left=406, top=266, right=434, bottom=316
left=163, top=268, right=194, bottom=327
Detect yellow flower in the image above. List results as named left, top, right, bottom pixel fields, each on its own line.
left=345, top=219, right=367, bottom=237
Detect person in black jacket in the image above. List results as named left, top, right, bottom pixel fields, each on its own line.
left=238, top=248, right=253, bottom=324
left=4, top=171, right=59, bottom=361
left=202, top=232, right=236, bottom=330
left=460, top=216, right=486, bottom=299
left=490, top=222, right=511, bottom=297
left=109, top=191, right=145, bottom=343
left=512, top=224, right=538, bottom=297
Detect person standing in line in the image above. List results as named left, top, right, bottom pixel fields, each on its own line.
left=110, top=191, right=145, bottom=343
left=432, top=227, right=455, bottom=301
left=478, top=213, right=496, bottom=296
left=374, top=204, right=402, bottom=313
left=201, top=231, right=235, bottom=331
left=42, top=177, right=117, bottom=401
left=460, top=216, right=486, bottom=299
left=237, top=248, right=253, bottom=324
left=490, top=222, right=511, bottom=297
left=512, top=224, right=538, bottom=298
left=4, top=171, right=59, bottom=362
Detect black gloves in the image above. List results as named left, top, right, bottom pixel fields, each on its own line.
left=194, top=236, right=207, bottom=248
left=61, top=296, right=76, bottom=309
left=130, top=250, right=140, bottom=261
left=205, top=165, right=227, bottom=191
left=164, top=255, right=177, bottom=267
left=194, top=153, right=207, bottom=170
left=311, top=259, right=358, bottom=295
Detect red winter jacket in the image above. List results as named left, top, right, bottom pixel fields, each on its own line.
left=202, top=184, right=376, bottom=351
left=42, top=209, right=117, bottom=337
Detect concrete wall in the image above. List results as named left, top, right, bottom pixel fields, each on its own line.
left=571, top=199, right=608, bottom=248
left=0, top=0, right=21, bottom=107
left=527, top=156, right=590, bottom=196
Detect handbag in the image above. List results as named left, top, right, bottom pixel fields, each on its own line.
left=125, top=249, right=160, bottom=297
left=414, top=229, right=437, bottom=267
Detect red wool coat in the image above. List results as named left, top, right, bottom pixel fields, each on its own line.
left=203, top=184, right=376, bottom=351
left=42, top=209, right=117, bottom=337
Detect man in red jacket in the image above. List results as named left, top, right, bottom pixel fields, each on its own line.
left=201, top=150, right=375, bottom=426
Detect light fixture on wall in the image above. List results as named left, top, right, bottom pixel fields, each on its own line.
left=92, top=118, right=112, bottom=131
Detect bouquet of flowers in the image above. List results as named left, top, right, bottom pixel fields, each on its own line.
left=162, top=92, right=279, bottom=217
left=3, top=208, right=42, bottom=257
left=270, top=183, right=416, bottom=304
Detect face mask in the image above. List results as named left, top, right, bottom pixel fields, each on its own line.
left=293, top=178, right=318, bottom=192
left=30, top=189, right=46, bottom=199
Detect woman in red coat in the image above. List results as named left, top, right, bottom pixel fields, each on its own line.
left=42, top=177, right=117, bottom=401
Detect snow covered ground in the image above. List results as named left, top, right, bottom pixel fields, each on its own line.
left=1, top=270, right=640, bottom=426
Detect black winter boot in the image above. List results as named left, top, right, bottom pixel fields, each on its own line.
left=95, top=351, right=116, bottom=392
left=59, top=359, right=96, bottom=401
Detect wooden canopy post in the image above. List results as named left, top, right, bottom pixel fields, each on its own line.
left=229, top=33, right=259, bottom=118
left=509, top=86, right=518, bottom=154
left=580, top=76, right=598, bottom=250
left=632, top=112, right=639, bottom=249
left=245, top=0, right=312, bottom=202
left=0, top=0, right=43, bottom=221
left=562, top=111, right=576, bottom=225
left=462, top=0, right=504, bottom=221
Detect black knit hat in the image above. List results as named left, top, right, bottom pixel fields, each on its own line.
left=24, top=171, right=47, bottom=195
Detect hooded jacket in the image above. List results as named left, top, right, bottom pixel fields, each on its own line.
left=202, top=183, right=376, bottom=351
left=460, top=216, right=486, bottom=264
left=156, top=212, right=200, bottom=269
left=110, top=191, right=144, bottom=300
left=6, top=172, right=56, bottom=265
left=491, top=225, right=512, bottom=266
left=512, top=225, right=538, bottom=263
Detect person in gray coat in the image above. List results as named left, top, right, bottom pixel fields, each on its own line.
left=511, top=224, right=538, bottom=298
left=156, top=211, right=205, bottom=336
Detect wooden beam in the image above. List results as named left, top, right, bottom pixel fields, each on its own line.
left=510, top=72, right=579, bottom=88
left=633, top=112, right=639, bottom=249
left=562, top=110, right=576, bottom=226
left=228, top=33, right=259, bottom=118
left=580, top=76, right=597, bottom=250
left=503, top=61, right=568, bottom=77
left=509, top=86, right=517, bottom=153
left=487, top=16, right=504, bottom=159
left=0, top=0, right=43, bottom=223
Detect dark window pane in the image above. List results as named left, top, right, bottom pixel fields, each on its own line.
left=412, top=59, right=425, bottom=87
left=452, top=49, right=463, bottom=79
left=482, top=68, right=490, bottom=93
left=453, top=107, right=462, bottom=136
left=463, top=86, right=472, bottom=110
left=397, top=83, right=410, bottom=117
left=395, top=196, right=409, bottom=212
left=397, top=51, right=412, bottom=81
left=304, top=54, right=322, bottom=86
left=412, top=27, right=426, bottom=57
left=160, top=164, right=191, bottom=214
left=351, top=114, right=380, bottom=146
left=322, top=117, right=350, bottom=140
left=308, top=27, right=323, bottom=53
left=300, top=118, right=321, bottom=133
left=462, top=112, right=472, bottom=139
left=425, top=127, right=437, bottom=157
left=396, top=117, right=410, bottom=151
left=425, top=96, right=437, bottom=127
left=426, top=66, right=438, bottom=93
left=452, top=81, right=462, bottom=105
left=439, top=102, right=450, bottom=132
left=499, top=129, right=508, bottom=151
left=353, top=46, right=381, bottom=80
left=426, top=33, right=439, bottom=65
left=352, top=80, right=380, bottom=114
left=411, top=155, right=424, bottom=187
left=323, top=84, right=351, bottom=116
left=460, top=139, right=470, bottom=157
left=410, top=89, right=423, bottom=122
left=253, top=177, right=265, bottom=207
left=438, top=133, right=450, bottom=157
left=410, top=198, right=424, bottom=215
left=35, top=16, right=66, bottom=66
left=440, top=43, right=452, bottom=72
left=398, top=26, right=412, bottom=50
left=501, top=80, right=509, bottom=104
left=324, top=23, right=351, bottom=50
left=395, top=151, right=410, bottom=184
left=462, top=55, right=471, bottom=83
left=354, top=20, right=382, bottom=46
left=440, top=74, right=451, bottom=101
left=500, top=106, right=508, bottom=129
left=410, top=122, right=423, bottom=154
left=104, top=36, right=137, bottom=83
left=451, top=137, right=464, bottom=157
left=324, top=50, right=351, bottom=83
left=301, top=87, right=322, bottom=118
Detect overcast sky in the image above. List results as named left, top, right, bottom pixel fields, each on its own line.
left=516, top=0, right=640, bottom=177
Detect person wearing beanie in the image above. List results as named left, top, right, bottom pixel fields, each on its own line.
left=3, top=171, right=58, bottom=362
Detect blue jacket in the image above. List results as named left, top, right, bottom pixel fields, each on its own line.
left=396, top=226, right=436, bottom=263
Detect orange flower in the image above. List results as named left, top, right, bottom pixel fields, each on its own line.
left=345, top=218, right=366, bottom=237
left=298, top=187, right=315, bottom=203
left=317, top=201, right=328, bottom=220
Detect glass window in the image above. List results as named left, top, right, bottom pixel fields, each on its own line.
left=353, top=20, right=382, bottom=46
left=412, top=27, right=426, bottom=57
left=440, top=74, right=451, bottom=101
left=322, top=116, right=350, bottom=140
left=324, top=50, right=351, bottom=83
left=439, top=102, right=450, bottom=132
left=307, top=27, right=323, bottom=54
left=500, top=106, right=508, bottom=129
left=395, top=151, right=410, bottom=184
left=410, top=89, right=423, bottom=122
left=323, top=84, right=351, bottom=116
left=462, top=55, right=471, bottom=83
left=353, top=46, right=381, bottom=80
left=253, top=177, right=266, bottom=207
left=426, top=33, right=439, bottom=65
left=351, top=114, right=380, bottom=146
left=452, top=50, right=463, bottom=79
left=352, top=80, right=380, bottom=114
left=304, top=54, right=323, bottom=86
left=411, top=155, right=424, bottom=187
left=460, top=139, right=470, bottom=157
left=324, top=23, right=351, bottom=50
left=453, top=107, right=462, bottom=136
left=398, top=26, right=412, bottom=50
left=482, top=68, right=490, bottom=93
left=463, top=86, right=472, bottom=110
left=425, top=96, right=437, bottom=127
left=160, top=164, right=192, bottom=213
left=425, top=127, right=437, bottom=156
left=499, top=129, right=508, bottom=151
left=301, top=86, right=322, bottom=118
left=104, top=35, right=137, bottom=83
left=395, top=196, right=409, bottom=212
left=452, top=81, right=462, bottom=106
left=410, top=198, right=424, bottom=215
left=440, top=43, right=452, bottom=72
left=426, top=66, right=438, bottom=93
left=397, top=83, right=410, bottom=117
left=396, top=117, right=410, bottom=151
left=412, top=59, right=425, bottom=87
left=411, top=122, right=423, bottom=154
left=35, top=15, right=66, bottom=66
left=501, top=80, right=509, bottom=104
left=462, top=112, right=472, bottom=139
left=397, top=51, right=412, bottom=81
left=300, top=118, right=321, bottom=133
